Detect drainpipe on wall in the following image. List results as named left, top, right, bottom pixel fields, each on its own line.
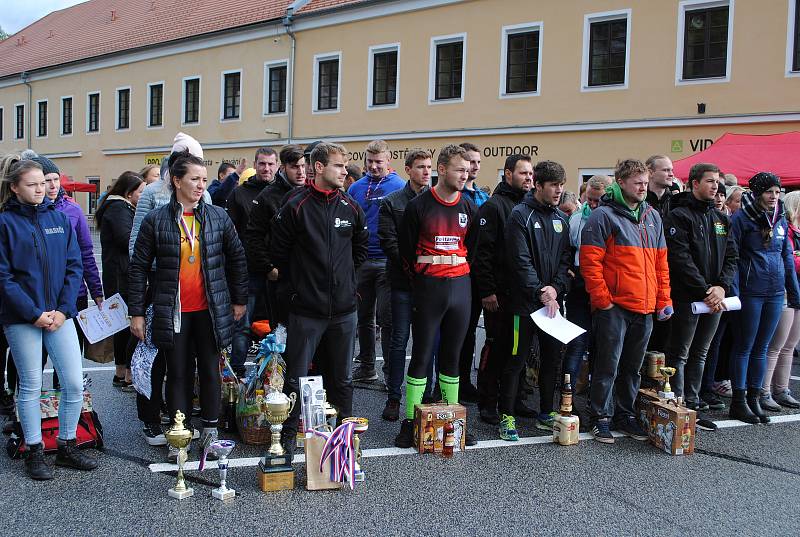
left=21, top=71, right=32, bottom=149
left=283, top=8, right=297, bottom=144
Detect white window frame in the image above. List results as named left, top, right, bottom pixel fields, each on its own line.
left=220, top=69, right=243, bottom=122
left=35, top=99, right=48, bottom=138
left=182, top=75, right=202, bottom=126
left=86, top=91, right=100, bottom=134
left=14, top=103, right=25, bottom=140
left=499, top=22, right=544, bottom=99
left=675, top=0, right=735, bottom=85
left=787, top=0, right=800, bottom=77
left=115, top=86, right=131, bottom=132
left=428, top=32, right=467, bottom=105
left=146, top=81, right=165, bottom=129
left=580, top=9, right=632, bottom=92
left=60, top=95, right=73, bottom=137
left=263, top=60, right=289, bottom=117
left=312, top=52, right=342, bottom=115
left=367, top=43, right=400, bottom=110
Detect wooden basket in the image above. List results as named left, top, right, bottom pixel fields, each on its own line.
left=236, top=412, right=271, bottom=445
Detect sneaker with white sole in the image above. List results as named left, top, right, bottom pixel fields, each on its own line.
left=616, top=416, right=649, bottom=441
left=711, top=380, right=733, bottom=398
left=143, top=422, right=166, bottom=446
left=591, top=418, right=615, bottom=444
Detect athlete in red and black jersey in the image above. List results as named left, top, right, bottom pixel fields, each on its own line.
left=395, top=144, right=477, bottom=448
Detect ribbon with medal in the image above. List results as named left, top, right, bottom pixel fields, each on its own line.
left=180, top=213, right=198, bottom=264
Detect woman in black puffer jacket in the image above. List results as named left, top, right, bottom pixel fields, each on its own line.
left=129, top=150, right=247, bottom=459
left=95, top=171, right=144, bottom=388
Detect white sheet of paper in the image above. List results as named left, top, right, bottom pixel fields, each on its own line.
left=75, top=293, right=131, bottom=344
left=530, top=307, right=587, bottom=344
left=690, top=296, right=742, bottom=315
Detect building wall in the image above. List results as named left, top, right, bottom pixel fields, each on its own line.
left=0, top=0, right=798, bottom=211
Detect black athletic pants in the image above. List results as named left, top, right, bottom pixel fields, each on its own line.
left=407, top=275, right=471, bottom=380
left=164, top=310, right=220, bottom=427
left=458, top=281, right=482, bottom=386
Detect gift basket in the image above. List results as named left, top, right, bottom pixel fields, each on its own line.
left=237, top=325, right=287, bottom=445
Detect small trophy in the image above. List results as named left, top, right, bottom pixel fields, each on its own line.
left=210, top=440, right=236, bottom=500
left=164, top=410, right=194, bottom=500
left=658, top=366, right=677, bottom=400
left=343, top=417, right=368, bottom=482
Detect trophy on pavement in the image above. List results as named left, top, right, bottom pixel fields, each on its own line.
left=342, top=417, right=368, bottom=482
left=210, top=440, right=236, bottom=500
left=165, top=410, right=194, bottom=500
left=257, top=391, right=297, bottom=492
left=658, top=366, right=677, bottom=400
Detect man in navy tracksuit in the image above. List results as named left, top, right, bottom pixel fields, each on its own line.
left=271, top=143, right=369, bottom=450
left=347, top=140, right=405, bottom=382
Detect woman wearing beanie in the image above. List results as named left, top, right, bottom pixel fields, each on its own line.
left=761, top=190, right=800, bottom=411
left=729, top=172, right=800, bottom=424
left=0, top=155, right=98, bottom=480
left=129, top=150, right=247, bottom=460
left=95, top=171, right=145, bottom=389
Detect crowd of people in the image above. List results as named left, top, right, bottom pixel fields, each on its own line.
left=1, top=131, right=798, bottom=481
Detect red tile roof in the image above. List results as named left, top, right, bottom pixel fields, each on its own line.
left=0, top=0, right=363, bottom=81
left=298, top=0, right=370, bottom=13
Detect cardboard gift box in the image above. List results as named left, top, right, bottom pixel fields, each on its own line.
left=636, top=389, right=696, bottom=456
left=413, top=403, right=466, bottom=454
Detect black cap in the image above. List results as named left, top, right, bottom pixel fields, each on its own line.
left=303, top=140, right=323, bottom=158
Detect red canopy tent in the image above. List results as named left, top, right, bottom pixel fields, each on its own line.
left=59, top=174, right=97, bottom=193
left=673, top=132, right=800, bottom=187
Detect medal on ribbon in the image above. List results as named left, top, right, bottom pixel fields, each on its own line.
left=180, top=214, right=198, bottom=263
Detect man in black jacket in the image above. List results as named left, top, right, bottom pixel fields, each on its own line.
left=663, top=163, right=737, bottom=431
left=227, top=147, right=278, bottom=375
left=472, top=154, right=532, bottom=425
left=503, top=161, right=572, bottom=440
left=271, top=142, right=369, bottom=444
left=244, top=145, right=306, bottom=327
left=377, top=149, right=431, bottom=421
left=646, top=154, right=675, bottom=353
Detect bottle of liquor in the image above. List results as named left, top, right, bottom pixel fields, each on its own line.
left=424, top=413, right=435, bottom=453
left=442, top=420, right=455, bottom=458
left=224, top=384, right=237, bottom=433
left=560, top=374, right=573, bottom=416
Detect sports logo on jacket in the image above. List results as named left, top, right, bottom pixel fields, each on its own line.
left=552, top=220, right=563, bottom=233
left=435, top=235, right=459, bottom=251
left=334, top=217, right=352, bottom=229
left=43, top=226, right=65, bottom=235
left=458, top=213, right=468, bottom=228
left=713, top=223, right=727, bottom=236
left=480, top=218, right=487, bottom=226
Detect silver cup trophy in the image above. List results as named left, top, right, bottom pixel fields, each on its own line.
left=210, top=439, right=236, bottom=500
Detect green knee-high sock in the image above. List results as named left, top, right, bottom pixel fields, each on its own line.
left=405, top=376, right=428, bottom=420
left=438, top=373, right=460, bottom=405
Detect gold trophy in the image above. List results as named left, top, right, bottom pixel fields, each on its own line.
left=343, top=417, right=368, bottom=482
left=257, top=391, right=297, bottom=492
left=658, top=366, right=677, bottom=400
left=165, top=410, right=194, bottom=500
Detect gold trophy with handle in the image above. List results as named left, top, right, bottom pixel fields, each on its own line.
left=257, top=391, right=297, bottom=491
left=658, top=366, right=677, bottom=400
left=165, top=410, right=194, bottom=499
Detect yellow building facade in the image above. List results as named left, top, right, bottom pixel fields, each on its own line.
left=1, top=0, right=799, bottom=211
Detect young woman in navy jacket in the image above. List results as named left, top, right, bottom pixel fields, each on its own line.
left=0, top=155, right=98, bottom=480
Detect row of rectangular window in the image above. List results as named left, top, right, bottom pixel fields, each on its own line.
left=2, top=1, right=798, bottom=140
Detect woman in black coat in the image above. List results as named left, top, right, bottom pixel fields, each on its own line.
left=129, top=150, right=247, bottom=459
left=95, top=171, right=144, bottom=388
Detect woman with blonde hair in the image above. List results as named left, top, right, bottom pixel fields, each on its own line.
left=761, top=190, right=800, bottom=410
left=139, top=164, right=161, bottom=185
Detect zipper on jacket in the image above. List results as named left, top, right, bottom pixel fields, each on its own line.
left=327, top=196, right=334, bottom=319
left=33, top=212, right=53, bottom=310
left=197, top=208, right=220, bottom=348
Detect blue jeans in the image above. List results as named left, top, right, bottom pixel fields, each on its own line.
left=4, top=320, right=84, bottom=445
left=231, top=276, right=267, bottom=373
left=731, top=295, right=784, bottom=390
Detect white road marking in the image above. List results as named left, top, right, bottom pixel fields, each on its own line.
left=148, top=412, right=800, bottom=473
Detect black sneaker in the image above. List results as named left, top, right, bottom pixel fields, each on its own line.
left=696, top=417, right=718, bottom=431
left=394, top=419, right=415, bottom=448
left=479, top=407, right=500, bottom=425
left=112, top=375, right=127, bottom=388
left=0, top=390, right=15, bottom=416
left=465, top=432, right=477, bottom=446
left=143, top=422, right=167, bottom=446
left=617, top=415, right=649, bottom=441
left=459, top=383, right=480, bottom=405
left=591, top=418, right=615, bottom=444
left=700, top=391, right=726, bottom=410
left=352, top=365, right=378, bottom=382
left=382, top=399, right=400, bottom=421
left=687, top=400, right=710, bottom=412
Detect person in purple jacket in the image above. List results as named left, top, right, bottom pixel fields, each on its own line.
left=23, top=152, right=104, bottom=326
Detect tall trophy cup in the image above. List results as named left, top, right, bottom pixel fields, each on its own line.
left=658, top=366, right=677, bottom=400
left=165, top=410, right=194, bottom=500
left=342, top=417, right=368, bottom=482
left=210, top=440, right=236, bottom=500
left=257, top=391, right=297, bottom=492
